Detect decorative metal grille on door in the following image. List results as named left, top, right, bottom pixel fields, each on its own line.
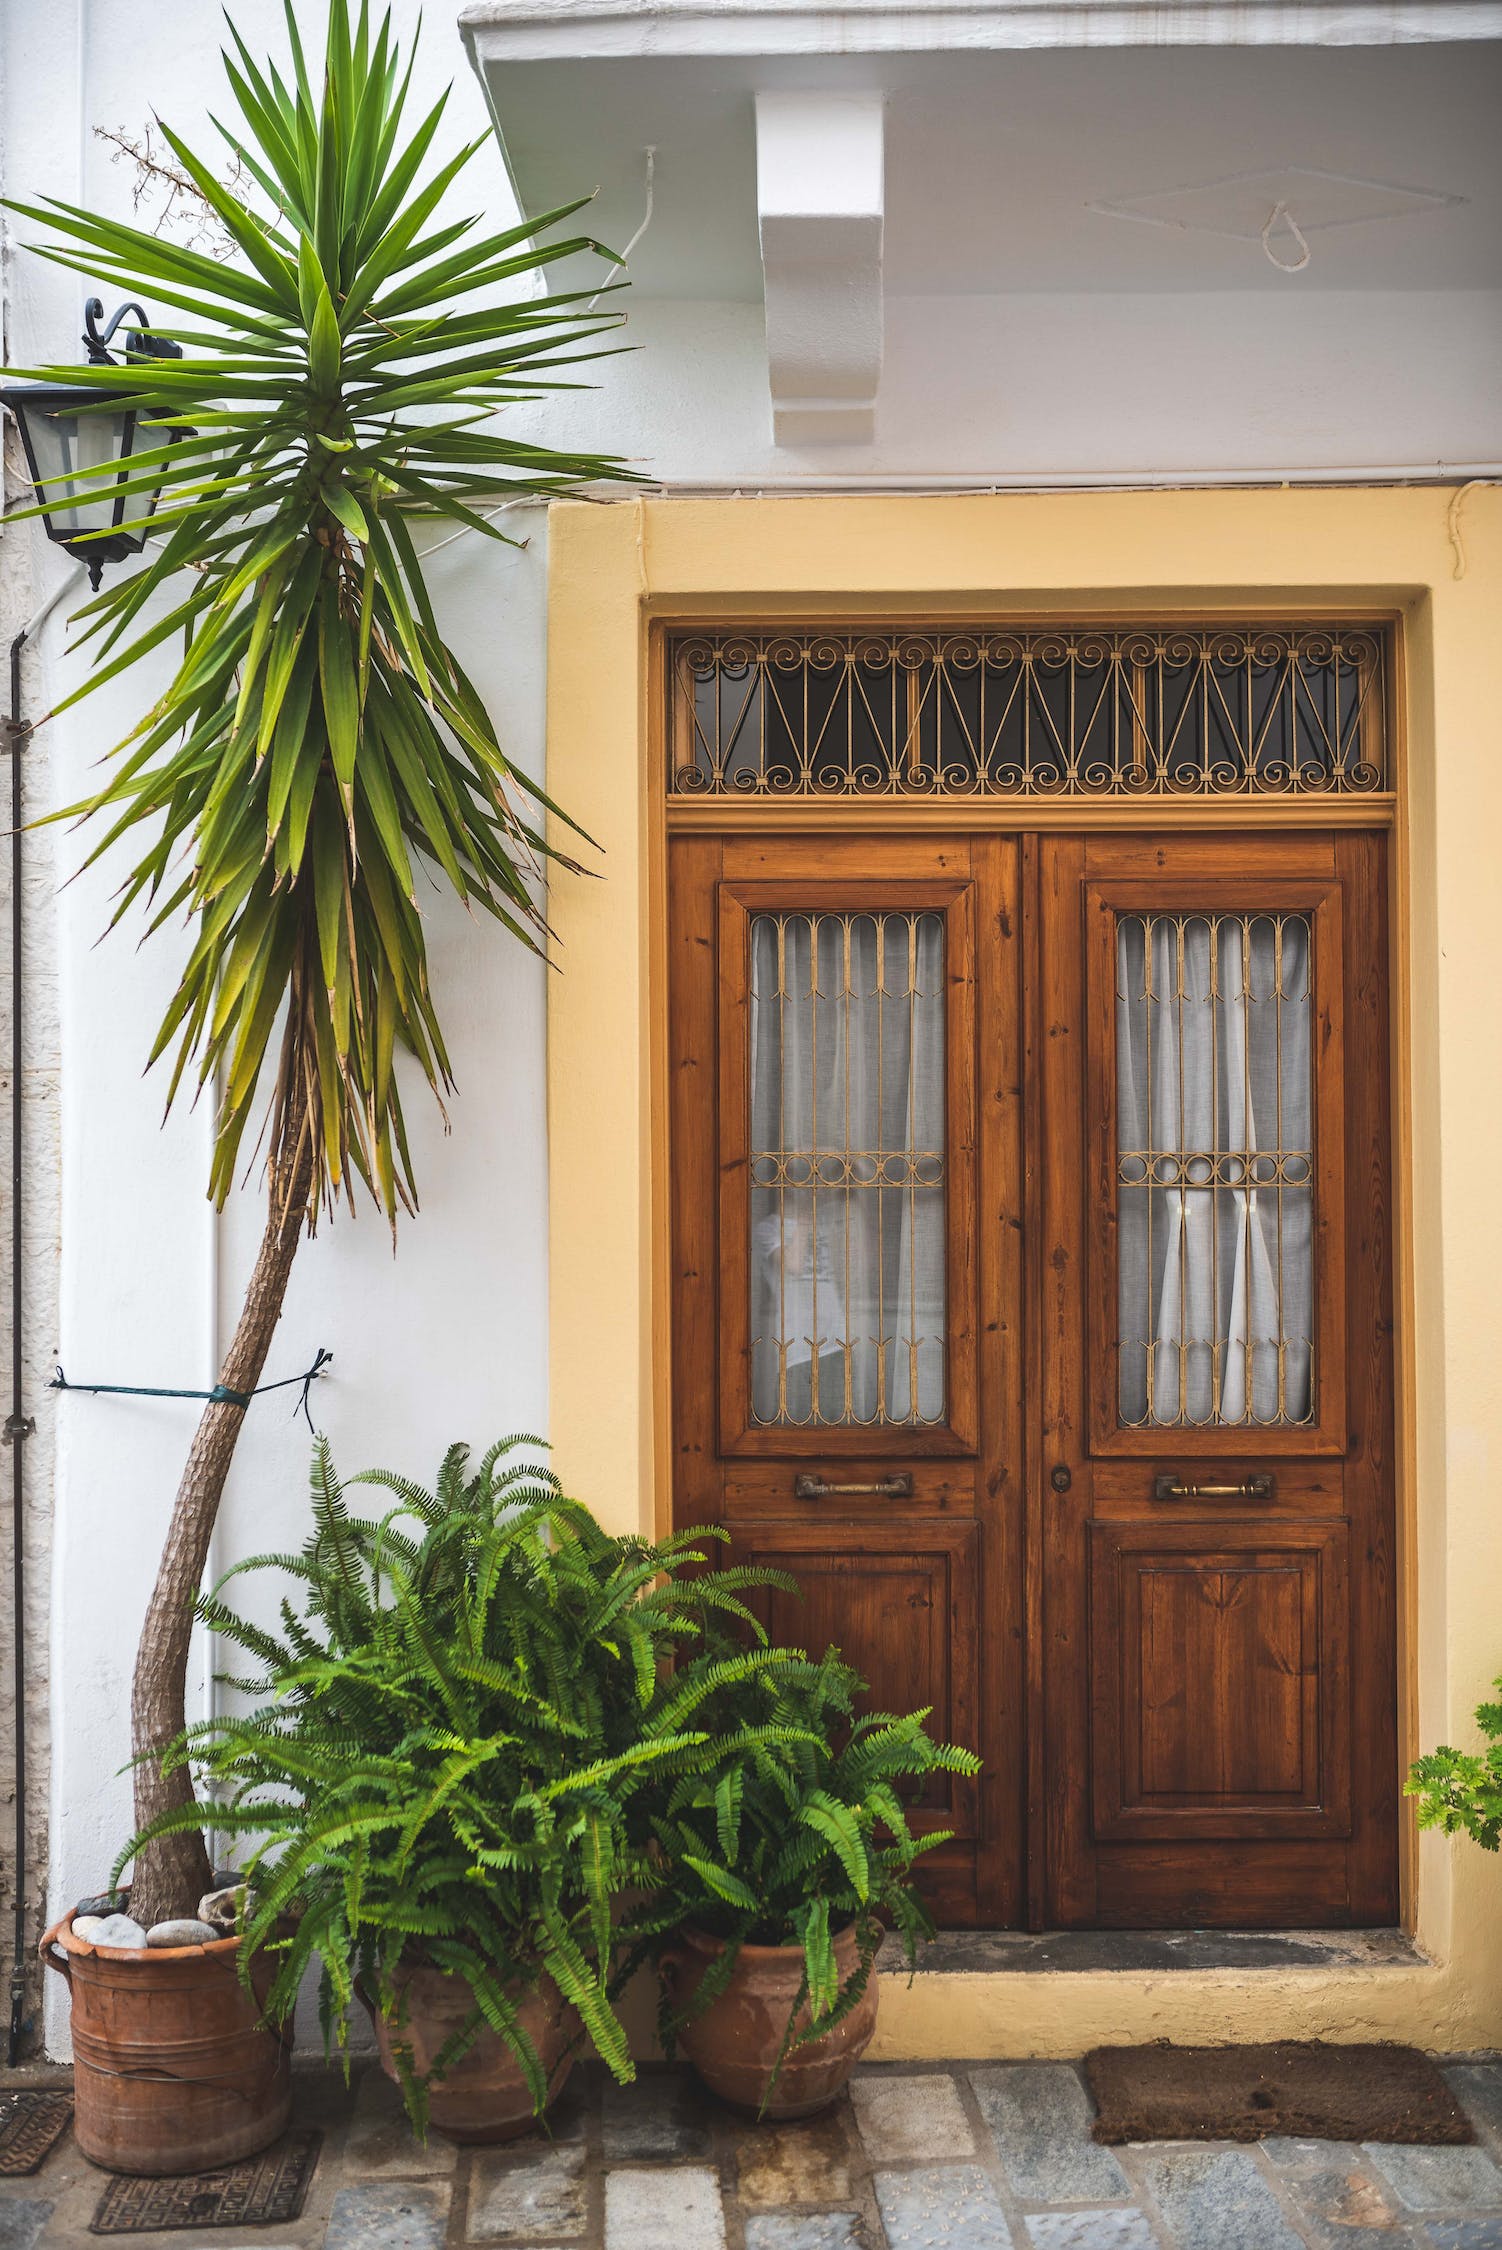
left=1115, top=910, right=1314, bottom=1429
left=748, top=910, right=947, bottom=1429
left=672, top=627, right=1387, bottom=801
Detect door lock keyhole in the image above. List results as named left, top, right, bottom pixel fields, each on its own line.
left=1050, top=1464, right=1072, bottom=1493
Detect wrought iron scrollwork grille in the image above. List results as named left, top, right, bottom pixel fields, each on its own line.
left=671, top=627, right=1387, bottom=801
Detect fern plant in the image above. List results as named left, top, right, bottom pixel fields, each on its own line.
left=634, top=1649, right=980, bottom=2083
left=123, top=1438, right=791, bottom=2129
left=1407, top=1678, right=1502, bottom=1851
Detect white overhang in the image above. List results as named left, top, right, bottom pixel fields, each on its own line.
left=460, top=0, right=1502, bottom=450
left=462, top=0, right=1502, bottom=62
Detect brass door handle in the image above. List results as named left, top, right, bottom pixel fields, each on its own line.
left=1153, top=1473, right=1274, bottom=1502
left=794, top=1473, right=914, bottom=1501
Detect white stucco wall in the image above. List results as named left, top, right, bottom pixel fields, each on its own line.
left=534, top=292, right=1502, bottom=481
left=0, top=0, right=1498, bottom=2059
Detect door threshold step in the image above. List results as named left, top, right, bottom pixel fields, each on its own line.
left=883, top=1927, right=1425, bottom=1974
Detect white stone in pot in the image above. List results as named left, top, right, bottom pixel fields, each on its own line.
left=146, top=1918, right=220, bottom=1947
left=88, top=1915, right=147, bottom=1949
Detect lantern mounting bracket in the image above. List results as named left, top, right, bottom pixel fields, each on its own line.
left=82, top=298, right=152, bottom=365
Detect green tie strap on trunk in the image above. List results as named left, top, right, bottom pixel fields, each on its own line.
left=50, top=1348, right=332, bottom=1430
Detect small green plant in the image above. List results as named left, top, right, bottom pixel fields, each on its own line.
left=124, top=1439, right=788, bottom=2128
left=637, top=1649, right=980, bottom=2082
left=1407, top=1678, right=1502, bottom=1850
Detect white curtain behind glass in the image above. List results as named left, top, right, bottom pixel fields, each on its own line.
left=1116, top=912, right=1314, bottom=1428
left=749, top=912, right=946, bottom=1427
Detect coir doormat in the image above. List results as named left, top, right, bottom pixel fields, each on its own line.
left=1085, top=2041, right=1472, bottom=2146
left=90, top=2131, right=322, bottom=2234
left=0, top=2091, right=73, bottom=2176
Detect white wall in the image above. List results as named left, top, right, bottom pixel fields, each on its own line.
left=516, top=290, right=1502, bottom=481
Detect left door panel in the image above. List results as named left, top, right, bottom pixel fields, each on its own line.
left=668, top=834, right=1024, bottom=1925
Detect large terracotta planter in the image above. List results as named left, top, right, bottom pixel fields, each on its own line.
left=660, top=1922, right=879, bottom=2118
left=41, top=1910, right=292, bottom=2176
left=367, top=1964, right=579, bottom=2143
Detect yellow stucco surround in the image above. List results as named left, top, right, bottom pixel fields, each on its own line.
left=545, top=484, right=1502, bottom=2057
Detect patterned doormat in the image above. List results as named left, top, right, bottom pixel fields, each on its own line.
left=0, top=2091, right=74, bottom=2176
left=90, top=2131, right=322, bottom=2234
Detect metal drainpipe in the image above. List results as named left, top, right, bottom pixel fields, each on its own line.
left=5, top=560, right=82, bottom=2065
left=6, top=622, right=35, bottom=2067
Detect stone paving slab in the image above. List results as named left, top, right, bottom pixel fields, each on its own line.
left=1450, top=2071, right=1502, bottom=2153
left=742, top=2218, right=868, bottom=2250
left=324, top=2183, right=449, bottom=2250
left=341, top=2077, right=458, bottom=2182
left=849, top=2075, right=976, bottom=2165
left=970, top=2063, right=1131, bottom=2201
left=0, top=2201, right=51, bottom=2250
left=604, top=2164, right=725, bottom=2249
left=1023, top=2214, right=1156, bottom=2249
left=736, top=2113, right=857, bottom=2206
left=1275, top=2155, right=1417, bottom=2248
left=873, top=2161, right=1012, bottom=2250
left=1425, top=2220, right=1502, bottom=2249
left=1366, top=2140, right=1502, bottom=2212
left=1133, top=2143, right=1308, bottom=2250
left=600, top=2071, right=714, bottom=2163
left=467, top=2143, right=589, bottom=2240
left=9, top=2052, right=1502, bottom=2248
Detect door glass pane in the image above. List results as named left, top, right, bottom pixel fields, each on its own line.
left=749, top=911, right=946, bottom=1428
left=1116, top=912, right=1314, bottom=1428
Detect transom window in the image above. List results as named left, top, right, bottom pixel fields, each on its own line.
left=672, top=626, right=1387, bottom=801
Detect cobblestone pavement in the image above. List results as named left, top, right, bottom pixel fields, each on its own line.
left=6, top=2057, right=1502, bottom=2250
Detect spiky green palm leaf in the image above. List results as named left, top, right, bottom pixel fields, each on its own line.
left=4, top=0, right=638, bottom=1227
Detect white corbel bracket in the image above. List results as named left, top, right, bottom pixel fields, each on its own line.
left=755, top=91, right=884, bottom=447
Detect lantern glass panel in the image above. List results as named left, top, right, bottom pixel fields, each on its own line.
left=21, top=398, right=137, bottom=536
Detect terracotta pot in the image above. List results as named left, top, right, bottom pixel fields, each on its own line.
left=660, top=1922, right=879, bottom=2118
left=367, top=1964, right=580, bottom=2143
left=41, top=1909, right=292, bottom=2176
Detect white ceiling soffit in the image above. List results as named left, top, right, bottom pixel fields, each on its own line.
left=461, top=43, right=1500, bottom=295
left=460, top=3, right=1502, bottom=445
left=1091, top=164, right=1465, bottom=239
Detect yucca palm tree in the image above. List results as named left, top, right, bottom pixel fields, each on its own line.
left=5, top=0, right=636, bottom=1924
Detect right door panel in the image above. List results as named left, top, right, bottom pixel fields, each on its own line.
left=1089, top=1516, right=1351, bottom=1844
left=1037, top=831, right=1397, bottom=1928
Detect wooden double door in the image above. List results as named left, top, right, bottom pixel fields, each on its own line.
left=668, top=828, right=1397, bottom=1929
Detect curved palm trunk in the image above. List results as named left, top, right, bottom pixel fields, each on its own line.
left=128, top=1148, right=313, bottom=1929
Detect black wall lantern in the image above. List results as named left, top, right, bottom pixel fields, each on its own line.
left=0, top=298, right=190, bottom=588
